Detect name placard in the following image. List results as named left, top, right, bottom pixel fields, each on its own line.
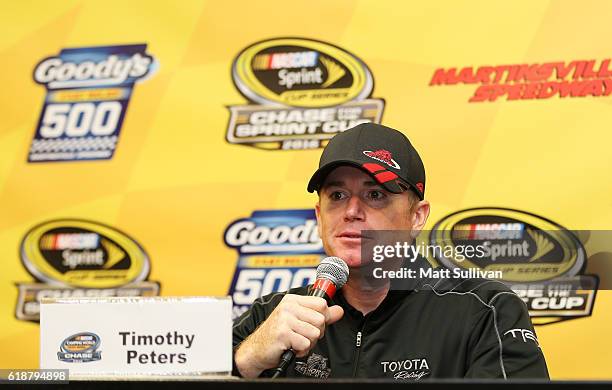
left=40, top=297, right=232, bottom=377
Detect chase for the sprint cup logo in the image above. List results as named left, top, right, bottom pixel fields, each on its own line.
left=224, top=210, right=324, bottom=318
left=57, top=332, right=102, bottom=363
left=227, top=37, right=385, bottom=150
left=29, top=44, right=157, bottom=162
left=15, top=219, right=160, bottom=322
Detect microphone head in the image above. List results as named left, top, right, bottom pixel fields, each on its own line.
left=316, top=257, right=349, bottom=288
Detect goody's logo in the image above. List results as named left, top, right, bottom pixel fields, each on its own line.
left=429, top=208, right=598, bottom=325
left=29, top=44, right=157, bottom=162
left=57, top=332, right=102, bottom=363
left=15, top=219, right=160, bottom=322
left=225, top=210, right=322, bottom=254
left=225, top=210, right=324, bottom=318
left=226, top=37, right=385, bottom=150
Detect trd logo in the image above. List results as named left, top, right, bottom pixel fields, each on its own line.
left=503, top=328, right=539, bottom=347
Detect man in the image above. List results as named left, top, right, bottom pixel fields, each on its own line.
left=233, top=123, right=549, bottom=379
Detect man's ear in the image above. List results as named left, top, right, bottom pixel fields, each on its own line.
left=411, top=200, right=430, bottom=232
left=315, top=201, right=322, bottom=238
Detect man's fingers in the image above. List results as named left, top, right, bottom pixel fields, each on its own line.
left=293, top=296, right=328, bottom=313
left=294, top=308, right=326, bottom=332
left=326, top=305, right=344, bottom=325
left=278, top=295, right=343, bottom=346
left=289, top=332, right=311, bottom=356
left=290, top=318, right=321, bottom=342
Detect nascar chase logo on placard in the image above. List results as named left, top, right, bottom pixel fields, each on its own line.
left=57, top=332, right=102, bottom=363
left=224, top=209, right=324, bottom=318
left=15, top=219, right=160, bottom=322
left=29, top=44, right=157, bottom=162
left=429, top=208, right=598, bottom=325
left=227, top=38, right=385, bottom=150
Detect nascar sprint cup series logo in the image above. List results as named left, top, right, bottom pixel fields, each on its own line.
left=29, top=44, right=157, bottom=162
left=429, top=208, right=598, bottom=325
left=227, top=37, right=385, bottom=150
left=15, top=219, right=160, bottom=322
left=225, top=209, right=324, bottom=318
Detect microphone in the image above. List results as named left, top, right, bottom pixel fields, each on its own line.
left=271, top=257, right=349, bottom=378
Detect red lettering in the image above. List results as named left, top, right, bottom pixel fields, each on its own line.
left=558, top=80, right=589, bottom=97
left=521, top=82, right=540, bottom=99
left=506, top=84, right=524, bottom=100
left=469, top=85, right=493, bottom=102
left=535, top=63, right=555, bottom=81
left=514, top=64, right=541, bottom=83
left=489, top=85, right=508, bottom=101
left=505, top=65, right=522, bottom=82
left=433, top=60, right=612, bottom=101
left=555, top=61, right=576, bottom=80
left=475, top=66, right=494, bottom=83
left=492, top=65, right=510, bottom=83
left=583, top=80, right=603, bottom=96
left=537, top=82, right=559, bottom=99
left=430, top=68, right=458, bottom=85
left=597, top=59, right=612, bottom=78
left=572, top=61, right=587, bottom=79
left=458, top=67, right=477, bottom=84
left=603, top=79, right=612, bottom=96
left=582, top=60, right=597, bottom=78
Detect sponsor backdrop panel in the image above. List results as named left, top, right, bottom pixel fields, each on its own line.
left=0, top=0, right=611, bottom=379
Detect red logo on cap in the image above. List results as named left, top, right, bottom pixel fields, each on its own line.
left=362, top=163, right=398, bottom=184
left=416, top=182, right=424, bottom=193
left=363, top=150, right=400, bottom=169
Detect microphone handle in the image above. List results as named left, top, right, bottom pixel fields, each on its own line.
left=271, top=349, right=295, bottom=378
left=309, top=286, right=332, bottom=302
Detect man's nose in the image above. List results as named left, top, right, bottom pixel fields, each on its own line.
left=344, top=195, right=365, bottom=221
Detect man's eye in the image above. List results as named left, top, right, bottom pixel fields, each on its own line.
left=367, top=190, right=386, bottom=200
left=330, top=191, right=346, bottom=201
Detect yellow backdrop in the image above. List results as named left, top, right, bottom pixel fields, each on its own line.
left=1, top=0, right=611, bottom=379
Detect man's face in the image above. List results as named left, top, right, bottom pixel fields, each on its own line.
left=315, top=165, right=418, bottom=268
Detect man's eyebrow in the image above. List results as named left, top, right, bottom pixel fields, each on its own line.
left=321, top=180, right=381, bottom=188
left=322, top=180, right=344, bottom=188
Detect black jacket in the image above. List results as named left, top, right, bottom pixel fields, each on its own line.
left=232, top=276, right=549, bottom=380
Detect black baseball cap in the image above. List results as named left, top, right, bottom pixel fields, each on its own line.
left=307, top=123, right=426, bottom=199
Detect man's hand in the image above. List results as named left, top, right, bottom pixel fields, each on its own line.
left=234, top=294, right=344, bottom=378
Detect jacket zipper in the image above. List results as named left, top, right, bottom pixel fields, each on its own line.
left=352, top=319, right=366, bottom=377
